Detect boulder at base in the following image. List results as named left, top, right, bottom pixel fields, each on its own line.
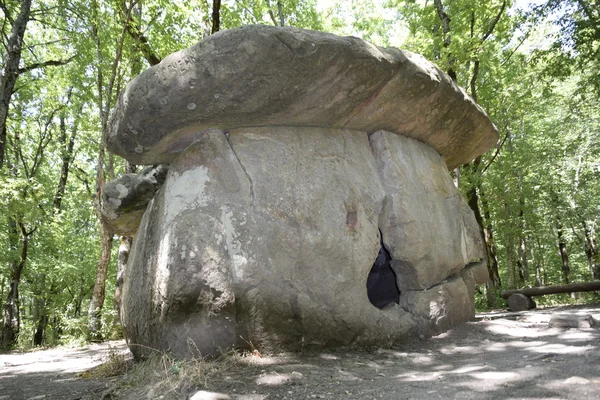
left=121, top=127, right=417, bottom=358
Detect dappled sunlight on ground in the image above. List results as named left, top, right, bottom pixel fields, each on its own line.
left=2, top=305, right=599, bottom=399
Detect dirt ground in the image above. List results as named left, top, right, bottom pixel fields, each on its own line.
left=1, top=304, right=599, bottom=400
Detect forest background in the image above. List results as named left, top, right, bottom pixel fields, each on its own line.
left=0, top=0, right=598, bottom=349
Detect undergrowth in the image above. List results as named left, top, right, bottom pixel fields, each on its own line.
left=88, top=341, right=256, bottom=399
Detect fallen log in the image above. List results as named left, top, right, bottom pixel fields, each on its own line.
left=501, top=281, right=600, bottom=299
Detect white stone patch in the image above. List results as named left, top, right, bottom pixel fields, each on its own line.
left=187, top=102, right=197, bottom=110
left=459, top=221, right=469, bottom=264
left=115, top=183, right=129, bottom=199
left=108, top=198, right=121, bottom=208
left=180, top=244, right=187, bottom=260
left=221, top=207, right=248, bottom=283
left=134, top=144, right=144, bottom=153
left=154, top=229, right=172, bottom=318
left=163, top=166, right=211, bottom=225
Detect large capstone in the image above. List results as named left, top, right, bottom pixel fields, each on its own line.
left=108, top=26, right=497, bottom=169
left=114, top=26, right=498, bottom=359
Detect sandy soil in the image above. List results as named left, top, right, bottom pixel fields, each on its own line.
left=0, top=341, right=128, bottom=400
left=1, top=305, right=599, bottom=400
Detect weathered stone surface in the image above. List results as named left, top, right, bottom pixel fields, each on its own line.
left=507, top=293, right=536, bottom=312
left=370, top=131, right=484, bottom=291
left=459, top=197, right=486, bottom=263
left=121, top=127, right=418, bottom=359
left=100, top=164, right=168, bottom=236
left=400, top=277, right=474, bottom=335
left=464, top=261, right=490, bottom=285
left=548, top=313, right=596, bottom=329
left=108, top=25, right=497, bottom=169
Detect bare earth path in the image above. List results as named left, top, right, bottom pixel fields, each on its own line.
left=0, top=341, right=128, bottom=400
left=1, top=305, right=599, bottom=400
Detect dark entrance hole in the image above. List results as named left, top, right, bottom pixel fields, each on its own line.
left=367, top=232, right=400, bottom=309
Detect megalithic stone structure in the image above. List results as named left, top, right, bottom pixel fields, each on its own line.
left=106, top=25, right=497, bottom=359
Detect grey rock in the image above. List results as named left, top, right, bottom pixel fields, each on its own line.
left=400, top=276, right=474, bottom=335
left=121, top=127, right=418, bottom=359
left=507, top=293, right=536, bottom=312
left=464, top=261, right=490, bottom=285
left=100, top=164, right=168, bottom=236
left=370, top=130, right=483, bottom=291
left=108, top=25, right=497, bottom=169
left=548, top=313, right=596, bottom=329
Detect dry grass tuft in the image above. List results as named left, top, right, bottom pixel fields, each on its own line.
left=86, top=347, right=133, bottom=378
left=108, top=342, right=245, bottom=398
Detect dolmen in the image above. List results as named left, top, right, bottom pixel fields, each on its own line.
left=104, top=25, right=497, bottom=359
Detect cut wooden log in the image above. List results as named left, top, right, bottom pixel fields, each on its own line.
left=501, top=281, right=600, bottom=299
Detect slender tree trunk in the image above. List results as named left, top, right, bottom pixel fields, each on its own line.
left=1, top=222, right=30, bottom=348
left=517, top=180, right=529, bottom=282
left=277, top=1, right=285, bottom=26
left=473, top=181, right=502, bottom=306
left=211, top=0, right=221, bottom=33
left=87, top=0, right=128, bottom=338
left=121, top=0, right=161, bottom=66
left=581, top=219, right=599, bottom=279
left=504, top=201, right=518, bottom=289
left=53, top=109, right=78, bottom=212
left=556, top=216, right=571, bottom=284
left=113, top=161, right=135, bottom=320
left=30, top=107, right=79, bottom=345
left=88, top=224, right=114, bottom=339
left=433, top=0, right=457, bottom=80
left=0, top=0, right=32, bottom=170
left=33, top=275, right=48, bottom=347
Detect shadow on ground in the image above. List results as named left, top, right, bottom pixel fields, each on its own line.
left=1, top=306, right=599, bottom=400
left=0, top=341, right=128, bottom=400
left=195, top=305, right=600, bottom=400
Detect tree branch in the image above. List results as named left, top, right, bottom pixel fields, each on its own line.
left=211, top=0, right=221, bottom=33
left=482, top=130, right=510, bottom=174
left=0, top=0, right=13, bottom=24
left=265, top=0, right=279, bottom=26
left=122, top=0, right=161, bottom=66
left=17, top=55, right=76, bottom=74
left=481, top=0, right=507, bottom=43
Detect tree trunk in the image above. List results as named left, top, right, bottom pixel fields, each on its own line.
left=87, top=0, right=128, bottom=339
left=277, top=1, right=285, bottom=26
left=464, top=157, right=497, bottom=306
left=121, top=0, right=161, bottom=66
left=1, top=221, right=29, bottom=348
left=556, top=216, right=571, bottom=284
left=505, top=201, right=518, bottom=289
left=88, top=224, right=114, bottom=339
left=211, top=0, right=221, bottom=33
left=581, top=219, right=599, bottom=279
left=433, top=0, right=457, bottom=80
left=53, top=109, right=78, bottom=212
left=33, top=294, right=48, bottom=347
left=113, top=161, right=135, bottom=320
left=0, top=0, right=32, bottom=170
